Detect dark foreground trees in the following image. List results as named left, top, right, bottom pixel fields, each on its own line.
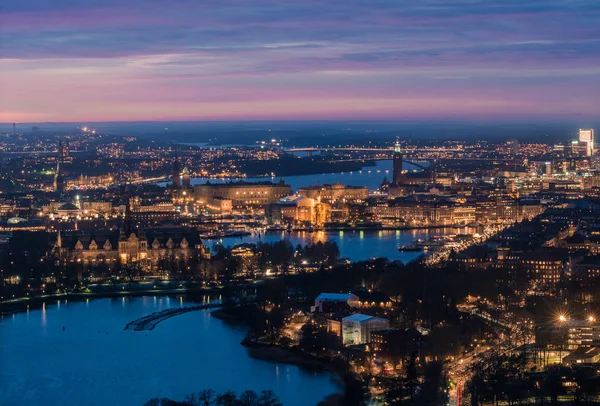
left=144, top=389, right=282, bottom=406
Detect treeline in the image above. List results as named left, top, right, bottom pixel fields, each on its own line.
left=233, top=156, right=373, bottom=177
left=211, top=240, right=341, bottom=280
left=214, top=240, right=340, bottom=268
left=144, top=389, right=282, bottom=406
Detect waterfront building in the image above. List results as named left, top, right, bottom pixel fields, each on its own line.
left=342, top=314, right=390, bottom=345
left=392, top=141, right=404, bottom=186
left=54, top=226, right=210, bottom=271
left=265, top=196, right=330, bottom=226
left=194, top=180, right=291, bottom=209
left=298, top=183, right=369, bottom=204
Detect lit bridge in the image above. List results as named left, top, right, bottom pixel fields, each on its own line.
left=285, top=147, right=463, bottom=153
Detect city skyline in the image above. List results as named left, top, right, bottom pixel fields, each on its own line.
left=1, top=0, right=599, bottom=122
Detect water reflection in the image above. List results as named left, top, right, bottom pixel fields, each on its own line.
left=218, top=227, right=476, bottom=262
left=41, top=302, right=46, bottom=327
left=0, top=298, right=338, bottom=406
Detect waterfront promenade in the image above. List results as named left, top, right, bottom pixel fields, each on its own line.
left=124, top=303, right=221, bottom=331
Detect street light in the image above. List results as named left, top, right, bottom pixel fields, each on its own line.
left=557, top=314, right=568, bottom=361
left=589, top=315, right=596, bottom=323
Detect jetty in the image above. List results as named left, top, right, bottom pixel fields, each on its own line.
left=124, top=304, right=221, bottom=331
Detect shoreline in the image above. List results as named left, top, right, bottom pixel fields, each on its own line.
left=243, top=342, right=331, bottom=372
left=0, top=286, right=223, bottom=316
left=211, top=308, right=347, bottom=404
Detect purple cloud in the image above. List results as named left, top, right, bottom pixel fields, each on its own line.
left=0, top=0, right=599, bottom=121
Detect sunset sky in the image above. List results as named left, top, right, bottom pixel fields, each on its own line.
left=1, top=0, right=599, bottom=122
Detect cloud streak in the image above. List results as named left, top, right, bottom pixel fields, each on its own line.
left=0, top=0, right=599, bottom=121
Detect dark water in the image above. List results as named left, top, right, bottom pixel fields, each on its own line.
left=0, top=297, right=339, bottom=406
left=212, top=228, right=475, bottom=263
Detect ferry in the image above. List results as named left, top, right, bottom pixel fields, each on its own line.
left=397, top=243, right=423, bottom=252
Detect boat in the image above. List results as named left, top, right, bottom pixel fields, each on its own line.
left=266, top=225, right=286, bottom=232
left=398, top=244, right=424, bottom=252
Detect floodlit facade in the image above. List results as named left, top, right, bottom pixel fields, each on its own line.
left=579, top=129, right=595, bottom=156
left=342, top=314, right=390, bottom=345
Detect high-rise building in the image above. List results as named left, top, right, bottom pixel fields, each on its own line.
left=579, top=129, right=595, bottom=156
left=58, top=139, right=73, bottom=163
left=392, top=141, right=404, bottom=185
left=507, top=139, right=519, bottom=155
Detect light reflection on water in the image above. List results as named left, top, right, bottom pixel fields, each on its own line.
left=0, top=297, right=339, bottom=406
left=216, top=227, right=476, bottom=263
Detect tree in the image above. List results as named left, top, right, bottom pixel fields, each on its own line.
left=341, top=373, right=367, bottom=406
left=299, top=322, right=338, bottom=353
left=215, top=391, right=238, bottom=406
left=239, top=390, right=259, bottom=406
left=416, top=361, right=448, bottom=406
left=266, top=307, right=286, bottom=344
left=404, top=352, right=419, bottom=401
left=197, top=389, right=216, bottom=406
left=258, top=390, right=282, bottom=406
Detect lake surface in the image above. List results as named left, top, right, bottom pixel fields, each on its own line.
left=212, top=227, right=476, bottom=263
left=161, top=159, right=423, bottom=192
left=0, top=297, right=339, bottom=406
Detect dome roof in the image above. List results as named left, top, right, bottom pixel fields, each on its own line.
left=7, top=216, right=27, bottom=224
left=58, top=202, right=79, bottom=211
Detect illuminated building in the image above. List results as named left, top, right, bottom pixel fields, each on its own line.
left=520, top=249, right=566, bottom=288
left=312, top=293, right=360, bottom=313
left=265, top=196, right=330, bottom=226
left=172, top=155, right=182, bottom=188
left=129, top=196, right=179, bottom=223
left=54, top=226, right=210, bottom=271
left=341, top=314, right=390, bottom=345
left=58, top=139, right=73, bottom=163
left=392, top=140, right=404, bottom=186
left=298, top=183, right=369, bottom=204
left=182, top=167, right=191, bottom=188
left=579, top=129, right=595, bottom=156
left=53, top=161, right=65, bottom=193
left=536, top=318, right=600, bottom=352
left=193, top=180, right=291, bottom=209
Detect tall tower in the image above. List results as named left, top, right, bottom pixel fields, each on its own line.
left=579, top=129, right=595, bottom=156
left=54, top=161, right=65, bottom=193
left=392, top=140, right=404, bottom=185
left=182, top=167, right=191, bottom=188
left=12, top=123, right=16, bottom=134
left=172, top=153, right=182, bottom=188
